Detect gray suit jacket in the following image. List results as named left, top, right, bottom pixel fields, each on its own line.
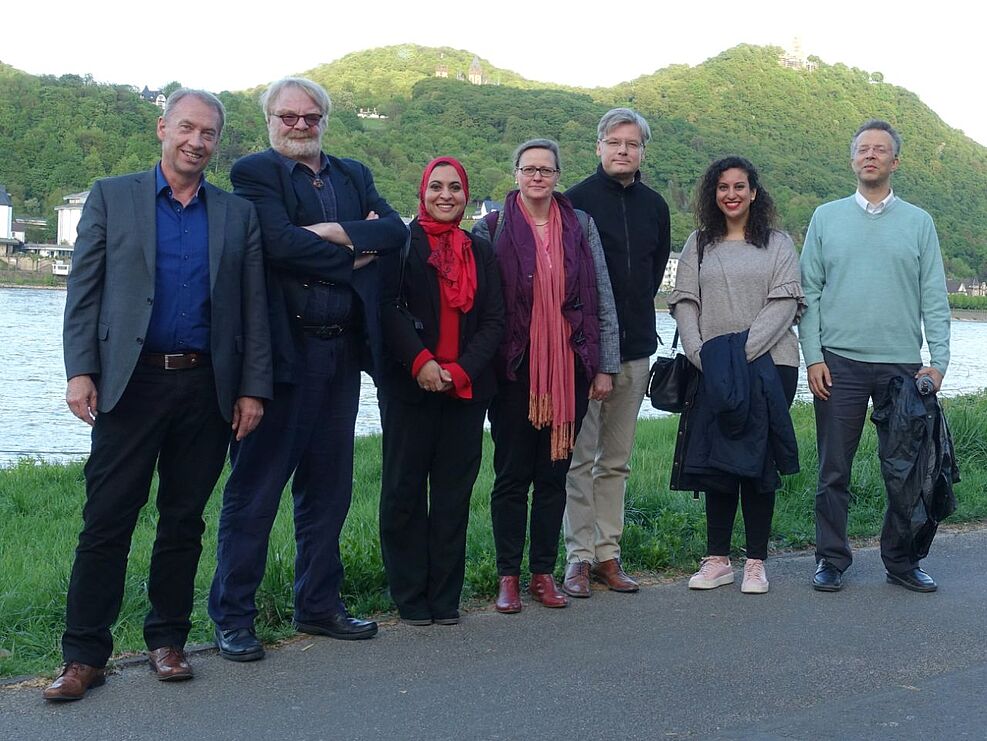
left=63, top=168, right=273, bottom=420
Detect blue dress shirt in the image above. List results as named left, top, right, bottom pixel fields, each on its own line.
left=145, top=164, right=211, bottom=353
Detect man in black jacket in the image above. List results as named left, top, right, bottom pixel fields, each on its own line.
left=562, top=108, right=671, bottom=597
left=208, top=78, right=407, bottom=661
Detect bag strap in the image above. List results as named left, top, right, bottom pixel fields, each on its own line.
left=665, top=238, right=705, bottom=352
left=396, top=228, right=413, bottom=307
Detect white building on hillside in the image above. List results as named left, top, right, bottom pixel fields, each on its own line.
left=56, top=191, right=89, bottom=245
left=660, top=251, right=681, bottom=291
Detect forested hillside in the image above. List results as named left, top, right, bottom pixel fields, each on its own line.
left=1, top=45, right=984, bottom=276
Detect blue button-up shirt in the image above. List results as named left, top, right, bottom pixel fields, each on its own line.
left=144, top=164, right=211, bottom=353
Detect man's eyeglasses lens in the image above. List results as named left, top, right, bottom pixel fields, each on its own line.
left=518, top=166, right=559, bottom=178
left=600, top=139, right=642, bottom=151
left=275, top=113, right=324, bottom=127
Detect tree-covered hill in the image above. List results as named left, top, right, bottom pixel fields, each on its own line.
left=0, top=44, right=984, bottom=277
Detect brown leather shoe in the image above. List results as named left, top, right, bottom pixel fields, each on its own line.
left=591, top=558, right=639, bottom=592
left=42, top=662, right=106, bottom=701
left=495, top=575, right=522, bottom=614
left=529, top=573, right=568, bottom=608
left=148, top=646, right=193, bottom=681
left=563, top=561, right=591, bottom=598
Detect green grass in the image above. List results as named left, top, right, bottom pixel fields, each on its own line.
left=2, top=393, right=986, bottom=679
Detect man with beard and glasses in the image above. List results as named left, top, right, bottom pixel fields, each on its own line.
left=209, top=78, right=407, bottom=661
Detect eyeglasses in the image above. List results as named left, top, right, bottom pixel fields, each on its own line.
left=855, top=144, right=893, bottom=156
left=273, top=113, right=324, bottom=127
left=599, top=139, right=643, bottom=151
left=516, top=166, right=560, bottom=178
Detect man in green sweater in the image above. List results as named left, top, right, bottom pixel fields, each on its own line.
left=799, top=119, right=950, bottom=594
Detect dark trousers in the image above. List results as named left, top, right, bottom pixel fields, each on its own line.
left=489, top=362, right=590, bottom=576
left=704, top=365, right=797, bottom=561
left=62, top=364, right=229, bottom=668
left=813, top=350, right=921, bottom=573
left=379, top=394, right=488, bottom=620
left=209, top=335, right=360, bottom=629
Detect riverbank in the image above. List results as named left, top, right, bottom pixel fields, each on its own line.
left=654, top=295, right=987, bottom=322
left=1, top=392, right=985, bottom=678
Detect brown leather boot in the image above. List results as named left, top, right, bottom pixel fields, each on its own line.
left=495, top=575, right=522, bottom=613
left=529, top=573, right=568, bottom=608
left=591, top=558, right=639, bottom=592
left=563, top=561, right=591, bottom=598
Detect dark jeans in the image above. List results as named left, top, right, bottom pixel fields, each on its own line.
left=379, top=394, right=488, bottom=620
left=62, top=364, right=229, bottom=668
left=488, top=360, right=590, bottom=576
left=705, top=364, right=797, bottom=561
left=209, top=334, right=361, bottom=629
left=813, top=350, right=922, bottom=573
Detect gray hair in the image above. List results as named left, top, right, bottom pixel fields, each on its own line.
left=163, top=89, right=226, bottom=133
left=851, top=119, right=901, bottom=157
left=260, top=77, right=333, bottom=120
left=597, top=107, right=651, bottom=145
left=513, top=138, right=561, bottom=170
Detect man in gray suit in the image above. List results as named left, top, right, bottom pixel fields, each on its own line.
left=45, top=89, right=272, bottom=702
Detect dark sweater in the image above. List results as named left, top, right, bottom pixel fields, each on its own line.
left=565, top=165, right=670, bottom=361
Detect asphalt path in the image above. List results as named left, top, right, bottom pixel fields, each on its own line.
left=3, top=528, right=986, bottom=740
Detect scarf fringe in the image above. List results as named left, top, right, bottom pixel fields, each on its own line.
left=528, top=393, right=574, bottom=461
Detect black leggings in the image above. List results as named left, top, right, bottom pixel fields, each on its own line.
left=705, top=365, right=798, bottom=561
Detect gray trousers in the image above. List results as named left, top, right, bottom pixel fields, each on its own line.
left=813, top=350, right=921, bottom=573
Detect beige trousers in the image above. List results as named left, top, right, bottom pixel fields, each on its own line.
left=563, top=357, right=650, bottom=563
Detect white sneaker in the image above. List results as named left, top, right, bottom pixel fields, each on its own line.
left=741, top=558, right=769, bottom=594
left=688, top=556, right=734, bottom=589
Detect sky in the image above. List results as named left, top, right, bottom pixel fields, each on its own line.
left=4, top=0, right=985, bottom=146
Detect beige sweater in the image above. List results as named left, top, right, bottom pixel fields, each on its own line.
left=669, top=230, right=804, bottom=370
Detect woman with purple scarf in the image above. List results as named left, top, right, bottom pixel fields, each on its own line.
left=473, top=139, right=620, bottom=613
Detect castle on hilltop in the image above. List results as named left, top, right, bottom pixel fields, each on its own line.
left=778, top=38, right=817, bottom=72
left=435, top=54, right=486, bottom=85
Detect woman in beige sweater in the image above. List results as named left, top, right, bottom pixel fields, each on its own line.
left=669, top=156, right=804, bottom=594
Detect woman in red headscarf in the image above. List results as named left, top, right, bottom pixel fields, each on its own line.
left=378, top=157, right=505, bottom=626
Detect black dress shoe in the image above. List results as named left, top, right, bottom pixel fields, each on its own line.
left=294, top=612, right=378, bottom=640
left=214, top=626, right=265, bottom=662
left=813, top=560, right=843, bottom=592
left=887, top=567, right=937, bottom=593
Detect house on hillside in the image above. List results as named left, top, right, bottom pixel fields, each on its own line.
left=778, top=38, right=818, bottom=72
left=660, top=251, right=681, bottom=291
left=56, top=191, right=89, bottom=246
left=140, top=86, right=167, bottom=109
left=472, top=199, right=502, bottom=220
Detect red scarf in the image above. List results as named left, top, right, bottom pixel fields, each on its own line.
left=417, top=157, right=477, bottom=313
left=519, top=197, right=575, bottom=461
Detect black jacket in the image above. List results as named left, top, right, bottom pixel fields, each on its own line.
left=377, top=221, right=504, bottom=404
left=565, top=165, right=670, bottom=361
left=230, top=149, right=408, bottom=384
left=871, top=375, right=959, bottom=561
left=670, top=331, right=799, bottom=494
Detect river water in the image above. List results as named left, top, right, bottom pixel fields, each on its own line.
left=2, top=287, right=985, bottom=467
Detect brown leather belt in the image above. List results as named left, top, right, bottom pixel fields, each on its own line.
left=138, top=352, right=211, bottom=370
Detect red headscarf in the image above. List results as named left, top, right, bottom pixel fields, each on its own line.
left=418, top=157, right=477, bottom=313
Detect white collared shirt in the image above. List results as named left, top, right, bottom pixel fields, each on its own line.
left=854, top=189, right=896, bottom=214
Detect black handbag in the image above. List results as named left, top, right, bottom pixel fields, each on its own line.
left=649, top=240, right=704, bottom=413
left=648, top=330, right=698, bottom=413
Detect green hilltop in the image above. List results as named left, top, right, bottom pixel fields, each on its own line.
left=0, top=44, right=984, bottom=277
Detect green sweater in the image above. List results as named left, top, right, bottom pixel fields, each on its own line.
left=799, top=196, right=950, bottom=373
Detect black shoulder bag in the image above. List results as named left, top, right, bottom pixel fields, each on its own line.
left=648, top=241, right=704, bottom=413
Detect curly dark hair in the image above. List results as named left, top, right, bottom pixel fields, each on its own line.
left=693, top=156, right=778, bottom=249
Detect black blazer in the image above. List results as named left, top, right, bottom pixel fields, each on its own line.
left=63, top=169, right=272, bottom=420
left=378, top=221, right=504, bottom=404
left=230, top=148, right=408, bottom=383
